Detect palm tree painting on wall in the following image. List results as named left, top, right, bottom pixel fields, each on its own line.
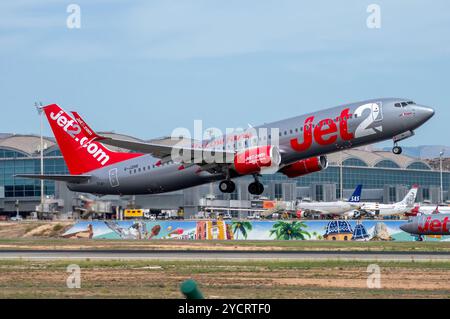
left=231, top=221, right=253, bottom=239
left=270, top=221, right=311, bottom=240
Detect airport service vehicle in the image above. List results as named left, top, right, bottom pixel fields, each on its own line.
left=360, top=185, right=419, bottom=217
left=18, top=99, right=434, bottom=196
left=400, top=213, right=450, bottom=237
left=296, top=185, right=363, bottom=217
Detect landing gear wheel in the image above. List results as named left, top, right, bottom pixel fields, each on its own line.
left=219, top=180, right=235, bottom=193
left=248, top=182, right=264, bottom=195
left=392, top=146, right=403, bottom=155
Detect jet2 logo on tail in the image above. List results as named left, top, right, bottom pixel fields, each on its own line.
left=50, top=110, right=110, bottom=166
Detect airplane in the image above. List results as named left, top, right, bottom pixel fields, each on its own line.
left=400, top=213, right=450, bottom=239
left=296, top=184, right=363, bottom=217
left=406, top=204, right=450, bottom=216
left=17, top=98, right=434, bottom=197
left=359, top=185, right=419, bottom=217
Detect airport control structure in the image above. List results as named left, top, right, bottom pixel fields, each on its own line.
left=0, top=132, right=448, bottom=219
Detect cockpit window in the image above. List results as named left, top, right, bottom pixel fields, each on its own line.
left=395, top=103, right=401, bottom=107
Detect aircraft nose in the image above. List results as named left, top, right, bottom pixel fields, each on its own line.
left=415, top=105, right=435, bottom=123
left=400, top=222, right=414, bottom=234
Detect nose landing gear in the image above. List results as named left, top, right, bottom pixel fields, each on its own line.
left=392, top=144, right=403, bottom=155
left=392, top=130, right=414, bottom=155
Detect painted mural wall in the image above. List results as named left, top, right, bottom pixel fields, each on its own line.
left=63, top=220, right=450, bottom=242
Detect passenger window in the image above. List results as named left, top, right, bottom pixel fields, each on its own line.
left=401, top=102, right=408, bottom=107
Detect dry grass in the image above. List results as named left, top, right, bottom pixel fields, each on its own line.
left=0, top=259, right=449, bottom=299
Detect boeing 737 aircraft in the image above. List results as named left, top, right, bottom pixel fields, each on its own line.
left=18, top=99, right=434, bottom=196
left=400, top=213, right=450, bottom=238
left=296, top=185, right=363, bottom=217
left=359, top=185, right=419, bottom=217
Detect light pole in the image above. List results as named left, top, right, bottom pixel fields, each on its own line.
left=440, top=151, right=444, bottom=205
left=36, top=102, right=44, bottom=216
left=340, top=151, right=344, bottom=201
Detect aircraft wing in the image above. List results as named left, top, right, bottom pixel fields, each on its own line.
left=15, top=174, right=91, bottom=183
left=297, top=207, right=332, bottom=215
left=71, top=111, right=236, bottom=164
left=97, top=135, right=235, bottom=163
left=309, top=209, right=333, bottom=215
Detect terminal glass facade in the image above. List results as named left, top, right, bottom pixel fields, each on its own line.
left=0, top=148, right=68, bottom=198
left=261, top=165, right=450, bottom=199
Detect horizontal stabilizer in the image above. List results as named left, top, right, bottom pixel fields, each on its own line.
left=15, top=174, right=91, bottom=183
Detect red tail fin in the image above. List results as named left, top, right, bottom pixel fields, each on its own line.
left=43, top=104, right=143, bottom=175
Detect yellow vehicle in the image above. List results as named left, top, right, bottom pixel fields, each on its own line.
left=124, top=209, right=144, bottom=218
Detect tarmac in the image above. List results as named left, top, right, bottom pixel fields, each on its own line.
left=0, top=249, right=449, bottom=261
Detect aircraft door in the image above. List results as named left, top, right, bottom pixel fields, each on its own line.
left=109, top=168, right=119, bottom=187
left=372, top=102, right=383, bottom=122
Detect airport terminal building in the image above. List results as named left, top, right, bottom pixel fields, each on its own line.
left=0, top=133, right=449, bottom=218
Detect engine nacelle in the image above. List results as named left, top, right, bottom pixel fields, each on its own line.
left=280, top=156, right=328, bottom=178
left=234, top=145, right=281, bottom=175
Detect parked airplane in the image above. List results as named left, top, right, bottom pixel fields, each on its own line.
left=400, top=213, right=450, bottom=238
left=296, top=185, right=363, bottom=217
left=359, top=185, right=419, bottom=217
left=17, top=99, right=434, bottom=196
left=406, top=204, right=450, bottom=216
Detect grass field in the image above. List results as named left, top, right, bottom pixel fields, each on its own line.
left=0, top=259, right=449, bottom=298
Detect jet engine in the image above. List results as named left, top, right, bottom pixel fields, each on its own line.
left=280, top=156, right=328, bottom=178
left=234, top=145, right=281, bottom=175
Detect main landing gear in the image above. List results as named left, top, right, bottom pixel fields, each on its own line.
left=248, top=175, right=264, bottom=195
left=219, top=180, right=235, bottom=193
left=392, top=144, right=403, bottom=155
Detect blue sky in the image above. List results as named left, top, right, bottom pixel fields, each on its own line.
left=1, top=0, right=449, bottom=148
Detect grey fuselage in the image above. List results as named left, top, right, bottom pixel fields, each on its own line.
left=400, top=214, right=450, bottom=235
left=67, top=98, right=434, bottom=195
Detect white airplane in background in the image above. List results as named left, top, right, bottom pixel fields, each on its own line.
left=360, top=185, right=418, bottom=217
left=296, top=185, right=363, bottom=217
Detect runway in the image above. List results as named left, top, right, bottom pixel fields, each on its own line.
left=0, top=249, right=449, bottom=261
